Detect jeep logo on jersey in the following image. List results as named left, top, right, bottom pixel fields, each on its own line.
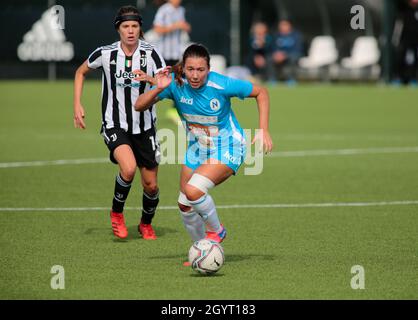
left=114, top=70, right=137, bottom=79
left=210, top=99, right=220, bottom=111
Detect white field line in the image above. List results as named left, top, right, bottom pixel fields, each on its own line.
left=1, top=146, right=418, bottom=169
left=0, top=158, right=109, bottom=168
left=277, top=134, right=418, bottom=142
left=1, top=200, right=418, bottom=212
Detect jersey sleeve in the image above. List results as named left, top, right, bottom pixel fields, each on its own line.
left=153, top=7, right=166, bottom=26
left=225, top=76, right=253, bottom=100
left=151, top=47, right=166, bottom=74
left=179, top=7, right=186, bottom=20
left=157, top=86, right=172, bottom=100
left=87, top=47, right=102, bottom=69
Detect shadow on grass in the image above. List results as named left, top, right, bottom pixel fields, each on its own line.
left=224, top=253, right=277, bottom=263
left=83, top=227, right=129, bottom=243
left=184, top=254, right=276, bottom=278
left=189, top=272, right=225, bottom=278
left=148, top=253, right=277, bottom=262
left=127, top=225, right=179, bottom=240
left=84, top=226, right=179, bottom=242
left=149, top=253, right=186, bottom=260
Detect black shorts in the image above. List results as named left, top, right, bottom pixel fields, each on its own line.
left=101, top=127, right=160, bottom=169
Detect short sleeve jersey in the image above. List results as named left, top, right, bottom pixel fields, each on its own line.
left=158, top=71, right=253, bottom=148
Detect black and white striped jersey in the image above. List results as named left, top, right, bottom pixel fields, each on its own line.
left=87, top=40, right=165, bottom=134
left=153, top=3, right=187, bottom=61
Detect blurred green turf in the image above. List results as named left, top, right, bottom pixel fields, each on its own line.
left=0, top=81, right=417, bottom=299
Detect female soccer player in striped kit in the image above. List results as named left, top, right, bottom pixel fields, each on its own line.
left=73, top=6, right=166, bottom=240
left=134, top=44, right=273, bottom=256
left=153, top=0, right=191, bottom=124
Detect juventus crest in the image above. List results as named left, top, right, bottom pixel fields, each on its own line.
left=140, top=52, right=147, bottom=68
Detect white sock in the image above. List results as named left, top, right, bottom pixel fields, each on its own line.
left=180, top=209, right=206, bottom=241
left=189, top=194, right=222, bottom=233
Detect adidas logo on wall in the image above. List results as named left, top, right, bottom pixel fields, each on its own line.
left=17, top=6, right=74, bottom=61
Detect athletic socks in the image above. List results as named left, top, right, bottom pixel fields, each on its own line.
left=180, top=209, right=206, bottom=241
left=112, top=173, right=159, bottom=225
left=141, top=189, right=159, bottom=224
left=112, top=173, right=132, bottom=213
left=189, top=194, right=222, bottom=233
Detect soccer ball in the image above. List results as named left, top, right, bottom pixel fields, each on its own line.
left=188, top=239, right=225, bottom=275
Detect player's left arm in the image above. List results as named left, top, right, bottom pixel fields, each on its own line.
left=248, top=84, right=273, bottom=153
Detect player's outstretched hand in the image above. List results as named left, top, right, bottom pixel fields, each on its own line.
left=132, top=69, right=156, bottom=85
left=73, top=104, right=86, bottom=129
left=156, top=67, right=172, bottom=89
left=252, top=129, right=273, bottom=154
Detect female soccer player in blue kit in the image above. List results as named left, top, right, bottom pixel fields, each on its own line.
left=134, top=43, right=273, bottom=248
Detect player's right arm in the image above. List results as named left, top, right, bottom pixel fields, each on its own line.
left=153, top=7, right=190, bottom=35
left=134, top=68, right=172, bottom=112
left=134, top=88, right=161, bottom=112
left=154, top=21, right=190, bottom=34
left=73, top=60, right=92, bottom=129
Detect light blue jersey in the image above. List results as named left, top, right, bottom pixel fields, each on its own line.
left=158, top=71, right=253, bottom=173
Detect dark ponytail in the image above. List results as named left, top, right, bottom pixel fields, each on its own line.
left=172, top=63, right=184, bottom=86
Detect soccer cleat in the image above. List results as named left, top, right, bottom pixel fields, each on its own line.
left=138, top=222, right=157, bottom=240
left=110, top=211, right=128, bottom=239
left=205, top=225, right=227, bottom=243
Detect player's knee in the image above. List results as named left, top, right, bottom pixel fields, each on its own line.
left=185, top=174, right=215, bottom=202
left=143, top=181, right=158, bottom=196
left=178, top=192, right=194, bottom=211
left=184, top=184, right=205, bottom=202
left=120, top=165, right=136, bottom=181
left=178, top=202, right=192, bottom=213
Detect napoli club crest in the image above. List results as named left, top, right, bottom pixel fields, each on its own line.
left=210, top=98, right=220, bottom=111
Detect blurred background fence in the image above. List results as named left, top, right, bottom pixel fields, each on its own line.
left=0, top=0, right=415, bottom=84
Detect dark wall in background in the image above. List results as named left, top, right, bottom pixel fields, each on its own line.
left=0, top=0, right=230, bottom=79
left=0, top=0, right=390, bottom=79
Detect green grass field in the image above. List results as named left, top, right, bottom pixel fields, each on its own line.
left=0, top=81, right=417, bottom=299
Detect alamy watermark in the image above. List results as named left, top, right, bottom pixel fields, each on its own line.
left=350, top=265, right=365, bottom=290
left=50, top=5, right=65, bottom=30
left=350, top=5, right=365, bottom=30
left=50, top=265, right=65, bottom=290
left=155, top=124, right=266, bottom=175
